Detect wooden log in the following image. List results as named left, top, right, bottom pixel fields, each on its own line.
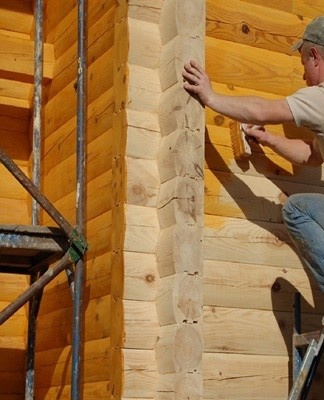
left=126, top=157, right=160, bottom=207
left=122, top=348, right=157, bottom=398
left=43, top=130, right=112, bottom=203
left=124, top=251, right=159, bottom=301
left=126, top=125, right=161, bottom=159
left=45, top=51, right=113, bottom=139
left=203, top=225, right=302, bottom=269
left=0, top=371, right=24, bottom=395
left=35, top=338, right=110, bottom=387
left=46, top=0, right=115, bottom=52
left=160, top=0, right=205, bottom=44
left=157, top=371, right=203, bottom=399
left=0, top=78, right=32, bottom=111
left=128, top=18, right=161, bottom=68
left=160, top=35, right=204, bottom=91
left=124, top=299, right=158, bottom=349
left=44, top=89, right=114, bottom=172
left=156, top=324, right=203, bottom=373
left=203, top=306, right=294, bottom=356
left=52, top=36, right=114, bottom=100
left=157, top=224, right=203, bottom=277
left=127, top=108, right=160, bottom=132
left=159, top=83, right=204, bottom=136
left=0, top=32, right=54, bottom=83
left=35, top=381, right=110, bottom=400
left=292, top=1, right=323, bottom=19
left=0, top=0, right=33, bottom=36
left=37, top=294, right=111, bottom=352
left=206, top=0, right=306, bottom=55
left=128, top=1, right=162, bottom=23
left=242, top=0, right=293, bottom=13
left=156, top=274, right=203, bottom=325
left=158, top=176, right=204, bottom=228
left=203, top=259, right=324, bottom=314
left=203, top=352, right=288, bottom=399
left=158, top=129, right=204, bottom=183
left=204, top=169, right=324, bottom=222
left=127, top=64, right=161, bottom=112
left=206, top=37, right=303, bottom=96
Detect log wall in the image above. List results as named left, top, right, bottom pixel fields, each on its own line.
left=34, top=0, right=115, bottom=398
left=203, top=1, right=324, bottom=399
left=1, top=1, right=324, bottom=400
left=0, top=2, right=34, bottom=398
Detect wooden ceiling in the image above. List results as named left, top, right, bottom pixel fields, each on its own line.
left=0, top=0, right=54, bottom=119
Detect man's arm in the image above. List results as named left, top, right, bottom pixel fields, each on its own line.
left=182, top=60, right=294, bottom=125
left=183, top=60, right=323, bottom=166
left=245, top=126, right=323, bottom=166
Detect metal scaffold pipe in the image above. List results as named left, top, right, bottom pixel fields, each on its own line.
left=32, top=0, right=43, bottom=226
left=72, top=0, right=87, bottom=398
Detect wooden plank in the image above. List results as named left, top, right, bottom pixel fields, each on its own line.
left=206, top=0, right=306, bottom=55
left=0, top=371, right=24, bottom=394
left=203, top=352, right=288, bottom=399
left=126, top=158, right=160, bottom=207
left=46, top=0, right=115, bottom=49
left=0, top=32, right=54, bottom=83
left=128, top=1, right=162, bottom=23
left=203, top=219, right=302, bottom=268
left=45, top=52, right=113, bottom=139
left=35, top=381, right=110, bottom=400
left=43, top=89, right=114, bottom=172
left=52, top=24, right=114, bottom=100
left=43, top=130, right=112, bottom=203
left=128, top=18, right=161, bottom=68
left=204, top=306, right=293, bottom=356
left=292, top=1, right=324, bottom=19
left=124, top=299, right=158, bottom=349
left=0, top=78, right=32, bottom=110
left=0, top=347, right=25, bottom=372
left=0, top=198, right=29, bottom=225
left=37, top=294, right=111, bottom=352
left=204, top=168, right=324, bottom=222
left=124, top=251, right=159, bottom=301
left=35, top=338, right=110, bottom=386
left=242, top=0, right=293, bottom=13
left=206, top=37, right=303, bottom=96
left=123, top=348, right=157, bottom=398
left=157, top=224, right=203, bottom=277
left=0, top=0, right=33, bottom=36
left=203, top=259, right=324, bottom=313
left=38, top=252, right=111, bottom=316
left=127, top=64, right=161, bottom=112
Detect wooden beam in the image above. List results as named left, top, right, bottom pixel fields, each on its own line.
left=0, top=0, right=33, bottom=37
left=0, top=32, right=54, bottom=83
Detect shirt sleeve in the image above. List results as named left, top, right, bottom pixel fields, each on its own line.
left=286, top=85, right=324, bottom=133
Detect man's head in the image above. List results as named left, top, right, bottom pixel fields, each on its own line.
left=292, top=16, right=324, bottom=52
left=293, top=16, right=324, bottom=86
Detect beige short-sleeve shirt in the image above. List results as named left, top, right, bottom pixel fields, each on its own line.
left=286, top=82, right=324, bottom=158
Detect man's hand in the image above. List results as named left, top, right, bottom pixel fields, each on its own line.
left=182, top=60, right=214, bottom=107
left=244, top=125, right=267, bottom=145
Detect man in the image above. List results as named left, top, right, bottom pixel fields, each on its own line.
left=182, top=16, right=324, bottom=292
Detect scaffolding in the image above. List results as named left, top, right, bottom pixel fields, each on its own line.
left=0, top=0, right=87, bottom=399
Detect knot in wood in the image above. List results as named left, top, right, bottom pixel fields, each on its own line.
left=241, top=23, right=250, bottom=34
left=214, top=115, right=225, bottom=126
left=145, top=274, right=155, bottom=284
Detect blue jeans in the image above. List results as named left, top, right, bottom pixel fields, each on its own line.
left=282, top=193, right=324, bottom=293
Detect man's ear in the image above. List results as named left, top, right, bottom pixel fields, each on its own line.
left=310, top=47, right=319, bottom=65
